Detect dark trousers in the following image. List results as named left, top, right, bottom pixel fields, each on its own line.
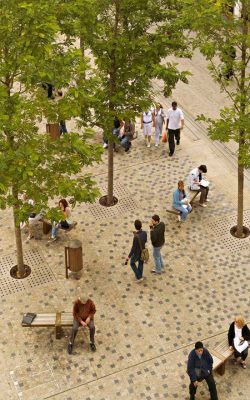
left=168, top=129, right=180, bottom=155
left=130, top=255, right=144, bottom=280
left=199, top=186, right=209, bottom=203
left=189, top=374, right=218, bottom=400
left=69, top=319, right=95, bottom=345
left=59, top=120, right=68, bottom=134
left=234, top=347, right=248, bottom=361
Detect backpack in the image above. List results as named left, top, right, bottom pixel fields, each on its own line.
left=136, top=233, right=149, bottom=263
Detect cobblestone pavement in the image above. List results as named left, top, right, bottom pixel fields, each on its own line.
left=0, top=56, right=250, bottom=400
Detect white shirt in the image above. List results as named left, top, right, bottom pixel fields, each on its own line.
left=188, top=167, right=200, bottom=190
left=143, top=111, right=153, bottom=124
left=167, top=107, right=184, bottom=130
left=234, top=325, right=242, bottom=339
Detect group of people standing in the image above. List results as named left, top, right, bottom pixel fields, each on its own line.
left=125, top=214, right=165, bottom=282
left=141, top=101, right=184, bottom=156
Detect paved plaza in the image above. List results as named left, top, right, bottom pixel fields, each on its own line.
left=0, top=53, right=250, bottom=400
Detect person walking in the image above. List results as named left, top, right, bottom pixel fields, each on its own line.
left=67, top=294, right=96, bottom=354
left=173, top=180, right=192, bottom=222
left=154, top=104, right=165, bottom=146
left=187, top=341, right=218, bottom=400
left=125, top=220, right=147, bottom=282
left=166, top=101, right=184, bottom=156
left=150, top=215, right=165, bottom=274
left=141, top=110, right=155, bottom=148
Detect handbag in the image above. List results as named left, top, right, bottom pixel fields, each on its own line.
left=161, top=131, right=168, bottom=143
left=136, top=234, right=149, bottom=263
left=22, top=313, right=37, bottom=325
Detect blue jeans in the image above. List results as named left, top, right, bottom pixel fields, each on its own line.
left=130, top=255, right=144, bottom=280
left=173, top=204, right=192, bottom=220
left=51, top=220, right=69, bottom=238
left=153, top=247, right=164, bottom=273
left=120, top=136, right=130, bottom=151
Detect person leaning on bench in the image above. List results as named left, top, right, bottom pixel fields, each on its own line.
left=187, top=341, right=218, bottom=400
left=228, top=315, right=250, bottom=369
left=67, top=294, right=96, bottom=354
left=173, top=180, right=192, bottom=222
left=188, top=165, right=209, bottom=207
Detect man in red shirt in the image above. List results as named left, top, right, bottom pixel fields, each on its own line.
left=67, top=295, right=96, bottom=354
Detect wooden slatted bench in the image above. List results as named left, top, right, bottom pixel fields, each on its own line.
left=166, top=190, right=201, bottom=216
left=210, top=337, right=234, bottom=375
left=22, top=312, right=73, bottom=339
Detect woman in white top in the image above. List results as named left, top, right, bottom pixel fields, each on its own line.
left=141, top=110, right=155, bottom=148
left=228, top=316, right=250, bottom=369
left=50, top=199, right=73, bottom=241
left=154, top=104, right=165, bottom=146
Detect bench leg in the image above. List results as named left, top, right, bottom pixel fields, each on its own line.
left=55, top=325, right=63, bottom=339
left=217, top=362, right=226, bottom=376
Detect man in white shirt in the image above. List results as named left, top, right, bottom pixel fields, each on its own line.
left=188, top=165, right=210, bottom=207
left=166, top=101, right=184, bottom=156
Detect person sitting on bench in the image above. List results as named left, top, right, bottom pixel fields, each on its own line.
left=49, top=198, right=73, bottom=241
left=173, top=180, right=192, bottom=222
left=188, top=164, right=209, bottom=207
left=120, top=120, right=135, bottom=152
left=228, top=316, right=250, bottom=369
left=187, top=341, right=218, bottom=400
left=67, top=294, right=96, bottom=354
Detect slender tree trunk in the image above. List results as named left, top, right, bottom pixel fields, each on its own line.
left=107, top=141, right=114, bottom=205
left=236, top=0, right=248, bottom=237
left=12, top=191, right=25, bottom=277
left=107, top=0, right=119, bottom=206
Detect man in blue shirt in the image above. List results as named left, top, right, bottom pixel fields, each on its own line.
left=187, top=341, right=218, bottom=400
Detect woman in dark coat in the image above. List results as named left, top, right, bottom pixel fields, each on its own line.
left=228, top=316, right=250, bottom=368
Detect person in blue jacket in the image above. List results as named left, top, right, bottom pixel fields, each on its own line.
left=173, top=180, right=192, bottom=221
left=187, top=341, right=218, bottom=400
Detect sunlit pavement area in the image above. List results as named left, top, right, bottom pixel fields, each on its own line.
left=0, top=53, right=249, bottom=400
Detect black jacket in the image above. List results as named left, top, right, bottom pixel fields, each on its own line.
left=129, top=230, right=147, bottom=259
left=187, top=348, right=213, bottom=382
left=150, top=221, right=165, bottom=247
left=228, top=322, right=250, bottom=346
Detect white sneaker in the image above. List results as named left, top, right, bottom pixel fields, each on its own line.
left=177, top=215, right=181, bottom=222
left=147, top=144, right=150, bottom=148
left=103, top=143, right=108, bottom=148
left=199, top=203, right=207, bottom=208
left=205, top=199, right=210, bottom=202
left=155, top=143, right=159, bottom=147
left=136, top=277, right=144, bottom=283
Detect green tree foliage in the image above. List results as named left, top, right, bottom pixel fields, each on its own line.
left=182, top=0, right=250, bottom=236
left=64, top=0, right=190, bottom=204
left=0, top=0, right=102, bottom=276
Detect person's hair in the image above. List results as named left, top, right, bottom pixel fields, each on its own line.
left=152, top=214, right=160, bottom=222
left=235, top=316, right=245, bottom=328
left=195, top=341, right=203, bottom=350
left=134, top=219, right=142, bottom=230
left=59, top=198, right=68, bottom=210
left=172, top=101, right=177, bottom=107
left=198, top=165, right=207, bottom=173
left=178, top=180, right=184, bottom=188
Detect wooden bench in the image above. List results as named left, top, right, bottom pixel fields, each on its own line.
left=166, top=190, right=201, bottom=216
left=210, top=337, right=234, bottom=375
left=42, top=220, right=77, bottom=235
left=22, top=312, right=73, bottom=339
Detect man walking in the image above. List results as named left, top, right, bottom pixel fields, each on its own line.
left=187, top=341, right=218, bottom=400
left=150, top=215, right=165, bottom=274
left=67, top=294, right=96, bottom=354
left=126, top=220, right=147, bottom=282
left=166, top=101, right=184, bottom=156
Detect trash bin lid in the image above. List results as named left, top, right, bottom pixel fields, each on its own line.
left=66, top=240, right=82, bottom=249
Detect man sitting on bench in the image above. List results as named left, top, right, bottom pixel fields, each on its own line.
left=188, top=164, right=209, bottom=208
left=67, top=294, right=96, bottom=354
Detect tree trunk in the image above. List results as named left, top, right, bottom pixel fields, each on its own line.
left=107, top=140, right=114, bottom=205
left=106, top=0, right=119, bottom=207
left=12, top=204, right=25, bottom=278
left=237, top=161, right=244, bottom=237
left=236, top=0, right=248, bottom=237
